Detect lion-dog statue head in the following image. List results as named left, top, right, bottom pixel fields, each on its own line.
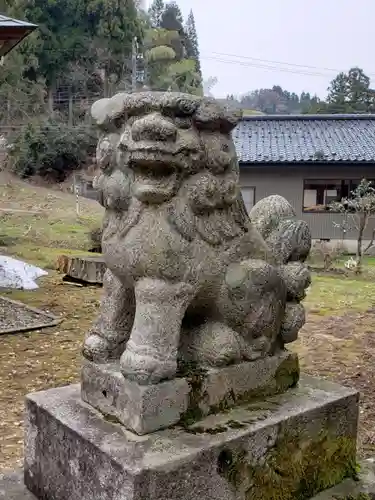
left=91, top=91, right=251, bottom=246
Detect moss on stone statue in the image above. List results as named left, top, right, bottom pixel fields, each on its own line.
left=217, top=427, right=358, bottom=500
left=177, top=361, right=208, bottom=426
left=274, top=352, right=300, bottom=392
left=333, top=495, right=373, bottom=500
left=179, top=353, right=300, bottom=428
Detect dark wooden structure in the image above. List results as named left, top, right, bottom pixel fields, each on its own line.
left=0, top=14, right=36, bottom=58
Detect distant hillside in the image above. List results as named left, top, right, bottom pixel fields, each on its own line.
left=216, top=99, right=265, bottom=116
left=242, top=109, right=265, bottom=116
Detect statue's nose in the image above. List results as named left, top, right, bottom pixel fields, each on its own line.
left=131, top=113, right=177, bottom=142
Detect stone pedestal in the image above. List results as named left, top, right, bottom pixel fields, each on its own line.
left=22, top=375, right=359, bottom=500
left=81, top=350, right=299, bottom=434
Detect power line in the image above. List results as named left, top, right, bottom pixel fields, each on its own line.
left=200, top=56, right=336, bottom=78
left=201, top=55, right=375, bottom=80
left=208, top=51, right=362, bottom=76
left=6, top=45, right=374, bottom=79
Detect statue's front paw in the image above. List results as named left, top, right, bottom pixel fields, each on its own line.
left=120, top=348, right=177, bottom=385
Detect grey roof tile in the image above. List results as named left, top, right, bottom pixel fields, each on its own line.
left=232, top=114, right=375, bottom=164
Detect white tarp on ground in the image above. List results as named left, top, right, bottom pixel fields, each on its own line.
left=0, top=256, right=48, bottom=290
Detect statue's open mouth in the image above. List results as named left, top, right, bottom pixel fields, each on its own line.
left=128, top=152, right=180, bottom=203
left=129, top=151, right=178, bottom=187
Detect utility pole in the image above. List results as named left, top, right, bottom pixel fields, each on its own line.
left=131, top=36, right=138, bottom=92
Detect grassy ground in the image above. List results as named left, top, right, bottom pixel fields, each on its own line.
left=310, top=255, right=375, bottom=270
left=0, top=172, right=103, bottom=267
left=1, top=174, right=375, bottom=470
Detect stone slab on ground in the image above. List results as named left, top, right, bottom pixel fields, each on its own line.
left=23, top=375, right=359, bottom=500
left=56, top=254, right=106, bottom=284
left=81, top=350, right=299, bottom=434
left=2, top=462, right=375, bottom=500
left=0, top=296, right=62, bottom=335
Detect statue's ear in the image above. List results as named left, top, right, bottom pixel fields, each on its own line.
left=91, top=93, right=129, bottom=131
left=91, top=98, right=112, bottom=128
left=195, top=99, right=242, bottom=133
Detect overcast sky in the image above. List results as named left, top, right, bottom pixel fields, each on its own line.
left=147, top=0, right=375, bottom=99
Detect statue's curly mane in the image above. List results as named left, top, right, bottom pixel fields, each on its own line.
left=166, top=167, right=250, bottom=246
left=168, top=197, right=249, bottom=245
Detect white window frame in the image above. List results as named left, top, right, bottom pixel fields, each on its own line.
left=241, top=186, right=256, bottom=214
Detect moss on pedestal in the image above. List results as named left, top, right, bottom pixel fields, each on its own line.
left=334, top=495, right=373, bottom=500
left=274, top=352, right=300, bottom=393
left=177, top=361, right=208, bottom=427
left=217, top=428, right=358, bottom=500
left=178, top=353, right=300, bottom=428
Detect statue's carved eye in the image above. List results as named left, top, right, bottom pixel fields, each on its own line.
left=222, top=144, right=230, bottom=152
left=175, top=98, right=198, bottom=117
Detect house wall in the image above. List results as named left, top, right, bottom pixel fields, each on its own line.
left=239, top=164, right=375, bottom=249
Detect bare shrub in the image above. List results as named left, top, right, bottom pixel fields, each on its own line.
left=309, top=241, right=346, bottom=271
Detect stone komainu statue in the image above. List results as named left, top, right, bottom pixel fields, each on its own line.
left=83, top=92, right=311, bottom=385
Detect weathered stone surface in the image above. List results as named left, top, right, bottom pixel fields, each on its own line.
left=56, top=254, right=106, bottom=284
left=81, top=350, right=299, bottom=433
left=4, top=460, right=375, bottom=500
left=24, top=376, right=359, bottom=500
left=0, top=470, right=36, bottom=500
left=83, top=91, right=312, bottom=386
left=81, top=360, right=190, bottom=434
left=312, top=459, right=375, bottom=499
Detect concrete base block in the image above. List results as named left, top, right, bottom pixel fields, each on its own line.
left=3, top=461, right=375, bottom=500
left=23, top=375, right=360, bottom=500
left=81, top=350, right=299, bottom=434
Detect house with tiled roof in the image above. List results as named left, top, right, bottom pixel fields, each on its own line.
left=233, top=114, right=375, bottom=247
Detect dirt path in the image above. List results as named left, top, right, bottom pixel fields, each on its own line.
left=295, top=309, right=375, bottom=457
left=0, top=275, right=100, bottom=470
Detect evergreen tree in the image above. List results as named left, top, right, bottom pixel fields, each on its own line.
left=7, top=0, right=143, bottom=97
left=185, top=9, right=201, bottom=76
left=326, top=72, right=351, bottom=113
left=0, top=0, right=11, bottom=11
left=148, top=0, right=165, bottom=28
left=144, top=28, right=179, bottom=89
left=85, top=0, right=143, bottom=90
left=326, top=67, right=375, bottom=113
left=144, top=12, right=202, bottom=95
left=347, top=67, right=373, bottom=111
left=160, top=1, right=184, bottom=33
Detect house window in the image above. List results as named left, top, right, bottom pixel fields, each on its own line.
left=241, top=186, right=255, bottom=214
left=302, top=179, right=370, bottom=212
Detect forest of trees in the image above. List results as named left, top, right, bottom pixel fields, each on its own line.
left=1, top=0, right=375, bottom=181
left=228, top=67, right=375, bottom=115
left=0, top=0, right=203, bottom=180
